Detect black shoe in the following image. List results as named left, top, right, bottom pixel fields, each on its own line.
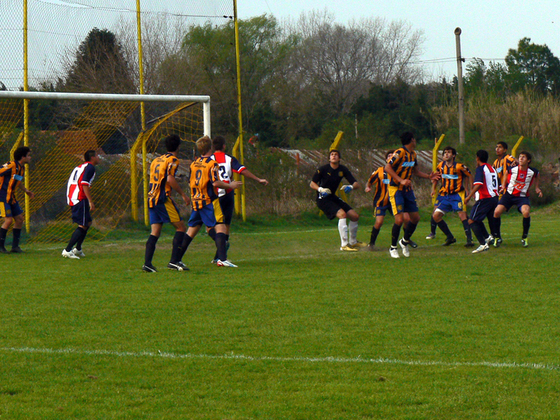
left=176, top=261, right=190, bottom=271
left=464, top=240, right=475, bottom=248
left=167, top=262, right=188, bottom=271
left=142, top=264, right=157, bottom=272
left=494, top=238, right=503, bottom=248
left=443, top=237, right=457, bottom=246
left=10, top=247, right=23, bottom=253
left=0, top=246, right=8, bottom=254
left=408, top=239, right=418, bottom=249
left=367, top=243, right=376, bottom=251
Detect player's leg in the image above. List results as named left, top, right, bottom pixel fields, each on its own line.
left=63, top=201, right=90, bottom=259
left=369, top=212, right=385, bottom=247
left=433, top=208, right=456, bottom=246
left=143, top=223, right=163, bottom=271
left=347, top=209, right=365, bottom=248
left=468, top=201, right=490, bottom=253
left=520, top=204, right=531, bottom=246
left=458, top=211, right=473, bottom=247
left=0, top=202, right=13, bottom=252
left=388, top=187, right=405, bottom=256
left=9, top=208, right=25, bottom=252
left=426, top=215, right=437, bottom=239
left=401, top=190, right=420, bottom=247
left=335, top=208, right=351, bottom=250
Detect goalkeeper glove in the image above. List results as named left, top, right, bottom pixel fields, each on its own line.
left=341, top=185, right=353, bottom=194
left=317, top=187, right=331, bottom=197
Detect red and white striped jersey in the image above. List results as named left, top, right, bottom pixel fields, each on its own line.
left=473, top=163, right=498, bottom=201
left=67, top=162, right=96, bottom=206
left=506, top=166, right=538, bottom=197
left=210, top=151, right=245, bottom=197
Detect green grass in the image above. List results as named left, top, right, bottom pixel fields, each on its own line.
left=1, top=210, right=560, bottom=419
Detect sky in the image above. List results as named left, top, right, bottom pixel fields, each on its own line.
left=237, top=0, right=560, bottom=79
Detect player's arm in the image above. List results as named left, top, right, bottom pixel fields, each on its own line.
left=464, top=183, right=481, bottom=204
left=414, top=165, right=439, bottom=181
left=167, top=174, right=190, bottom=206
left=464, top=172, right=473, bottom=196
left=240, top=169, right=268, bottom=186
left=82, top=184, right=95, bottom=211
left=534, top=172, right=543, bottom=197
left=214, top=179, right=242, bottom=190
left=384, top=162, right=410, bottom=188
left=365, top=173, right=376, bottom=193
left=17, top=181, right=34, bottom=199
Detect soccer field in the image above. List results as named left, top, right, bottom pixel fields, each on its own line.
left=1, top=211, right=559, bottom=419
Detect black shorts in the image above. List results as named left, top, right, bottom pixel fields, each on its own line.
left=219, top=191, right=235, bottom=225
left=469, top=196, right=498, bottom=222
left=498, top=193, right=530, bottom=212
left=71, top=199, right=92, bottom=226
left=316, top=195, right=352, bottom=220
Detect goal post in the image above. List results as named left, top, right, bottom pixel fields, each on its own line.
left=0, top=90, right=211, bottom=242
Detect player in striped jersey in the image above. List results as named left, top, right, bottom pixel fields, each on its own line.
left=365, top=150, right=393, bottom=248
left=493, top=151, right=542, bottom=247
left=465, top=150, right=499, bottom=253
left=430, top=146, right=474, bottom=247
left=493, top=141, right=517, bottom=192
left=62, top=150, right=99, bottom=259
left=208, top=135, right=268, bottom=263
left=0, top=147, right=34, bottom=253
left=177, top=136, right=242, bottom=268
left=143, top=135, right=191, bottom=272
left=384, top=132, right=439, bottom=258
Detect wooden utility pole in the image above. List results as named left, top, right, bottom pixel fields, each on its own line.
left=454, top=27, right=465, bottom=145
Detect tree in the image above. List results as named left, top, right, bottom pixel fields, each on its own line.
left=505, top=37, right=560, bottom=95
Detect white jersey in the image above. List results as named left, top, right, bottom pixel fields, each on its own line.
left=506, top=166, right=538, bottom=197
left=67, top=162, right=96, bottom=206
left=210, top=151, right=245, bottom=197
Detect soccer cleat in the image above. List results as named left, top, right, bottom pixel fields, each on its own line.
left=521, top=238, right=529, bottom=247
left=426, top=233, right=436, bottom=240
left=0, top=246, right=8, bottom=254
left=62, top=249, right=80, bottom=259
left=442, top=237, right=457, bottom=246
left=340, top=245, right=359, bottom=252
left=472, top=244, right=489, bottom=254
left=398, top=238, right=410, bottom=257
left=176, top=261, right=190, bottom=271
left=408, top=239, right=418, bottom=249
left=210, top=258, right=218, bottom=264
left=10, top=247, right=24, bottom=253
left=167, top=262, right=186, bottom=271
left=216, top=259, right=238, bottom=268
left=464, top=240, right=475, bottom=248
left=389, top=247, right=400, bottom=258
left=367, top=243, right=377, bottom=251
left=493, top=238, right=503, bottom=248
left=72, top=248, right=85, bottom=257
left=142, top=264, right=157, bottom=272
left=485, top=235, right=494, bottom=245
left=349, top=241, right=368, bottom=249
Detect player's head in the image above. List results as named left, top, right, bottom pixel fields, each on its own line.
left=84, top=149, right=100, bottom=165
left=442, top=146, right=457, bottom=162
left=164, top=134, right=181, bottom=152
left=196, top=135, right=212, bottom=156
left=385, top=150, right=395, bottom=162
left=212, top=135, right=227, bottom=152
left=476, top=149, right=489, bottom=163
left=329, top=149, right=341, bottom=162
left=518, top=151, right=532, bottom=165
left=400, top=132, right=416, bottom=146
left=14, top=146, right=31, bottom=163
left=495, top=141, right=508, bottom=156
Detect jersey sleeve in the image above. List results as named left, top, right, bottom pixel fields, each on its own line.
left=389, top=149, right=403, bottom=169
left=0, top=163, right=13, bottom=177
left=343, top=166, right=357, bottom=184
left=167, top=157, right=179, bottom=178
left=311, top=168, right=323, bottom=184
left=80, top=164, right=96, bottom=185
left=367, top=169, right=379, bottom=185
left=209, top=162, right=220, bottom=184
left=459, top=163, right=472, bottom=176
left=473, top=166, right=484, bottom=185
left=230, top=156, right=246, bottom=173
left=436, top=162, right=444, bottom=173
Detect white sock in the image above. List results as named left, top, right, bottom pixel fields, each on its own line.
left=349, top=220, right=359, bottom=245
left=338, top=218, right=348, bottom=247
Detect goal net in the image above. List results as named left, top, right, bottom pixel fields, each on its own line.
left=0, top=90, right=210, bottom=243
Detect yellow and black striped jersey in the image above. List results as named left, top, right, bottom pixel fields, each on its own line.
left=436, top=161, right=472, bottom=195
left=189, top=156, right=220, bottom=211
left=387, top=147, right=417, bottom=190
left=0, top=161, right=24, bottom=204
left=147, top=153, right=180, bottom=208
left=367, top=167, right=391, bottom=208
left=492, top=154, right=516, bottom=186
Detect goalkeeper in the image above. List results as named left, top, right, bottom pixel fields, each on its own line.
left=310, top=149, right=364, bottom=251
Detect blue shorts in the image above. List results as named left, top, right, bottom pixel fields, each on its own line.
left=0, top=201, right=23, bottom=218
left=498, top=193, right=530, bottom=212
left=375, top=204, right=392, bottom=217
left=188, top=199, right=224, bottom=228
left=219, top=191, right=235, bottom=225
left=149, top=198, right=181, bottom=225
left=71, top=199, right=92, bottom=226
left=434, top=192, right=466, bottom=214
left=388, top=187, right=419, bottom=214
left=469, top=196, right=499, bottom=222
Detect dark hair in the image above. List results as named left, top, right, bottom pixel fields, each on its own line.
left=165, top=134, right=181, bottom=152
left=476, top=149, right=489, bottom=163
left=443, top=146, right=457, bottom=157
left=330, top=149, right=341, bottom=158
left=497, top=141, right=508, bottom=150
left=14, top=146, right=30, bottom=161
left=518, top=151, right=532, bottom=162
left=84, top=150, right=96, bottom=162
left=385, top=150, right=395, bottom=159
left=212, top=135, right=226, bottom=151
left=400, top=132, right=415, bottom=146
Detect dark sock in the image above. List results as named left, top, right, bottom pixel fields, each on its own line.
left=207, top=228, right=216, bottom=241
left=492, top=216, right=501, bottom=239
left=391, top=224, right=401, bottom=247
left=403, top=222, right=418, bottom=242
left=470, top=222, right=486, bottom=245
left=370, top=227, right=380, bottom=245
left=0, top=227, right=7, bottom=248
left=144, top=235, right=159, bottom=266
left=462, top=219, right=472, bottom=242
left=65, top=227, right=84, bottom=252
left=12, top=228, right=21, bottom=249
left=75, top=227, right=88, bottom=250
left=179, top=234, right=194, bottom=261
left=216, top=232, right=227, bottom=261
left=522, top=217, right=530, bottom=238
left=430, top=216, right=437, bottom=235
left=170, top=231, right=186, bottom=263
left=436, top=220, right=453, bottom=239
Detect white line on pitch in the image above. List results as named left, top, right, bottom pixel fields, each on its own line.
left=1, top=347, right=558, bottom=373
